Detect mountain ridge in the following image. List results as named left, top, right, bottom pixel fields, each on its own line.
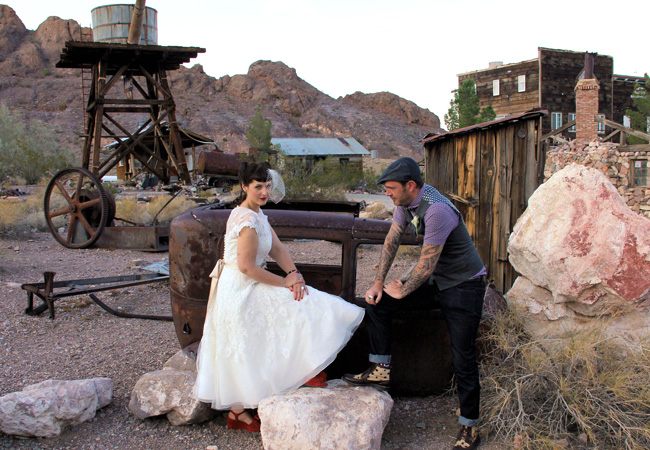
left=0, top=5, right=442, bottom=160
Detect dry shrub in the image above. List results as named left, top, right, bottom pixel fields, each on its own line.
left=114, top=194, right=198, bottom=226
left=481, top=307, right=650, bottom=450
left=0, top=186, right=48, bottom=234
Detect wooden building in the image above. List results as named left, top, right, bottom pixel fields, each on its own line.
left=458, top=48, right=643, bottom=138
left=422, top=110, right=547, bottom=293
left=271, top=138, right=370, bottom=169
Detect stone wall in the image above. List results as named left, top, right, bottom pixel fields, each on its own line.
left=544, top=140, right=650, bottom=218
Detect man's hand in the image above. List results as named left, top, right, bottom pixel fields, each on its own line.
left=383, top=280, right=405, bottom=299
left=364, top=281, right=384, bottom=305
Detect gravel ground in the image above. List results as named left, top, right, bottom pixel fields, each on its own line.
left=0, top=228, right=501, bottom=450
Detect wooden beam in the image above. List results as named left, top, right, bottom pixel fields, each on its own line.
left=602, top=128, right=621, bottom=142
left=99, top=62, right=129, bottom=98
left=618, top=144, right=650, bottom=151
left=446, top=192, right=479, bottom=207
left=100, top=99, right=167, bottom=105
left=541, top=119, right=576, bottom=141
left=595, top=116, right=650, bottom=142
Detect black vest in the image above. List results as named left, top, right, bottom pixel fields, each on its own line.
left=404, top=185, right=484, bottom=290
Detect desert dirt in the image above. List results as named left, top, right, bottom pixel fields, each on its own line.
left=0, top=198, right=502, bottom=450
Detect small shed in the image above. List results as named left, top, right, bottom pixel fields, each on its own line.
left=422, top=110, right=547, bottom=293
left=271, top=138, right=370, bottom=169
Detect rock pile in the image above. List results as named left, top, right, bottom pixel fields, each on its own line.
left=545, top=141, right=650, bottom=218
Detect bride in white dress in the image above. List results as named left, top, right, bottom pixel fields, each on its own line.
left=193, top=161, right=364, bottom=432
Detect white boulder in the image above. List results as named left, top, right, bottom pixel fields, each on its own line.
left=258, top=379, right=393, bottom=450
left=0, top=378, right=113, bottom=438
left=128, top=342, right=214, bottom=426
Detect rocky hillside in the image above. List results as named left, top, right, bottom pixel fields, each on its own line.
left=0, top=5, right=441, bottom=160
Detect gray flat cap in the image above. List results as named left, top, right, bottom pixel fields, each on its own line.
left=377, top=157, right=423, bottom=185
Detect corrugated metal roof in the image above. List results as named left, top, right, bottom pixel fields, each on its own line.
left=422, top=110, right=548, bottom=145
left=271, top=138, right=370, bottom=156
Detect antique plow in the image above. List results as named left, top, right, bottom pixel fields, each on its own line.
left=22, top=271, right=171, bottom=321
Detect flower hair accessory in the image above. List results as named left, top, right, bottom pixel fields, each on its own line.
left=268, top=169, right=285, bottom=203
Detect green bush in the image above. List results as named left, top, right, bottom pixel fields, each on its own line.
left=0, top=104, right=73, bottom=184
left=262, top=151, right=380, bottom=200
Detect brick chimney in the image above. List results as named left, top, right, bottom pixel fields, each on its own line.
left=574, top=53, right=599, bottom=147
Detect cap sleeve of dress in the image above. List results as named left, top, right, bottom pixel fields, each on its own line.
left=227, top=207, right=261, bottom=239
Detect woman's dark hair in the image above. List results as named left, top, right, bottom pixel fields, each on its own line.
left=236, top=161, right=272, bottom=204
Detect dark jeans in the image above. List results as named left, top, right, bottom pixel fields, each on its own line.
left=366, top=277, right=486, bottom=424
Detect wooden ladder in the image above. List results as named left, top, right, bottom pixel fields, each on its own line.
left=79, top=26, right=94, bottom=131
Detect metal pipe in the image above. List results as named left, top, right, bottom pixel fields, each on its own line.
left=127, top=0, right=147, bottom=45
left=89, top=293, right=172, bottom=321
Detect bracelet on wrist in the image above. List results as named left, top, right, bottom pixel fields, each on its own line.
left=287, top=269, right=300, bottom=275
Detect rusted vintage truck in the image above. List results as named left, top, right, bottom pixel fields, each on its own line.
left=168, top=200, right=458, bottom=395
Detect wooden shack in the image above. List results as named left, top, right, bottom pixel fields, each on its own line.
left=422, top=110, right=547, bottom=293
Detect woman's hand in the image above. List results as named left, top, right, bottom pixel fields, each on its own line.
left=284, top=272, right=308, bottom=301
left=290, top=280, right=308, bottom=301
left=284, top=271, right=303, bottom=287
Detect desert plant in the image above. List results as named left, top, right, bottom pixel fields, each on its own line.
left=480, top=306, right=650, bottom=450
left=246, top=106, right=272, bottom=150
left=114, top=194, right=198, bottom=226
left=0, top=105, right=73, bottom=184
left=0, top=186, right=49, bottom=234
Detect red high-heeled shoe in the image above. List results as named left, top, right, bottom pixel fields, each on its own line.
left=227, top=410, right=261, bottom=432
left=304, top=371, right=328, bottom=387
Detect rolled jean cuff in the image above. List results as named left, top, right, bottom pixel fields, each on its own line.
left=459, top=415, right=478, bottom=427
left=369, top=354, right=391, bottom=364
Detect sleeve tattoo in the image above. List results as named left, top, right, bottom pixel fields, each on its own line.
left=375, top=222, right=406, bottom=284
left=399, top=244, right=443, bottom=296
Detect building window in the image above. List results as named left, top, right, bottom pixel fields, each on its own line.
left=568, top=113, right=576, bottom=132
left=631, top=160, right=650, bottom=187
left=597, top=114, right=605, bottom=134
left=493, top=80, right=500, bottom=96
left=551, top=112, right=562, bottom=130
left=517, top=75, right=526, bottom=92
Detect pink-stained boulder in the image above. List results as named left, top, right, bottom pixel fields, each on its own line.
left=507, top=164, right=650, bottom=341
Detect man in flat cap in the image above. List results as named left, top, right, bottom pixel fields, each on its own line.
left=343, top=157, right=486, bottom=450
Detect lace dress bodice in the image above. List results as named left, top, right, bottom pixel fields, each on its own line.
left=223, top=206, right=272, bottom=267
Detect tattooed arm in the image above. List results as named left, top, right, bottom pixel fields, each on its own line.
left=365, top=221, right=406, bottom=305
left=383, top=244, right=443, bottom=299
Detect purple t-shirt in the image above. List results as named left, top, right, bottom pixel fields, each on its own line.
left=393, top=187, right=487, bottom=278
left=393, top=188, right=459, bottom=245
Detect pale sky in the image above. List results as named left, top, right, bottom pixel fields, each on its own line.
left=5, top=0, right=649, bottom=121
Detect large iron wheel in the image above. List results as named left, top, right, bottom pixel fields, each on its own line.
left=44, top=167, right=111, bottom=249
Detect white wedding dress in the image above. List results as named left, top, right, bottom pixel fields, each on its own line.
left=193, top=206, right=364, bottom=409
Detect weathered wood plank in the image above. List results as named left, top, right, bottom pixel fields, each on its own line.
left=524, top=120, right=539, bottom=201
left=478, top=130, right=496, bottom=284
